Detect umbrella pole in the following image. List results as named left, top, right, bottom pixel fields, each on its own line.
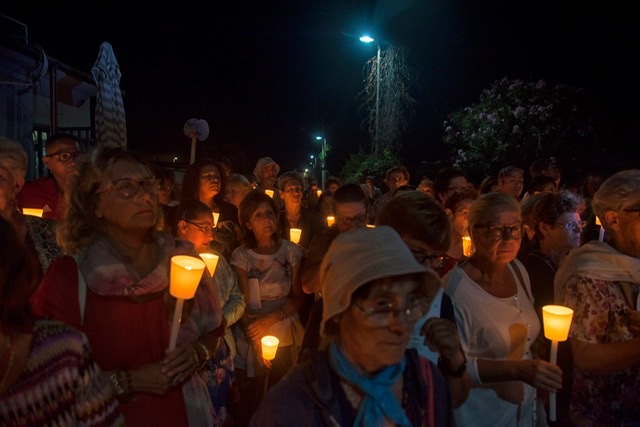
left=190, top=136, right=196, bottom=164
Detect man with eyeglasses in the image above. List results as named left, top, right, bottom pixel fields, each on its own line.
left=297, top=183, right=370, bottom=362
left=17, top=133, right=84, bottom=220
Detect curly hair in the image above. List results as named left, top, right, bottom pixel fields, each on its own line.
left=56, top=146, right=160, bottom=253
left=530, top=191, right=581, bottom=241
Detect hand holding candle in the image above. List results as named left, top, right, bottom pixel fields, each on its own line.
left=542, top=305, right=574, bottom=422
left=168, top=256, right=206, bottom=351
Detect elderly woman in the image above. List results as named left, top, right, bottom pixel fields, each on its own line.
left=554, top=169, right=640, bottom=426
left=443, top=192, right=562, bottom=426
left=31, top=146, right=224, bottom=426
left=224, top=173, right=253, bottom=210
left=0, top=215, right=125, bottom=426
left=230, top=190, right=305, bottom=425
left=251, top=226, right=455, bottom=426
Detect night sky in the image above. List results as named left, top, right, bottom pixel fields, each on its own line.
left=4, top=2, right=639, bottom=178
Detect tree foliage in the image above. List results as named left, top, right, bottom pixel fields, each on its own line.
left=340, top=147, right=399, bottom=185
left=359, top=45, right=417, bottom=157
left=442, top=78, right=600, bottom=182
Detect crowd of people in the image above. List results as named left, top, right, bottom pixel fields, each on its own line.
left=1, top=133, right=639, bottom=427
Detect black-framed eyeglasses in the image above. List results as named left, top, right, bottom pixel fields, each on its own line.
left=409, top=248, right=446, bottom=269
left=555, top=220, right=587, bottom=232
left=45, top=150, right=84, bottom=163
left=474, top=223, right=523, bottom=241
left=353, top=297, right=429, bottom=327
left=98, top=178, right=160, bottom=199
left=335, top=214, right=368, bottom=227
left=182, top=219, right=214, bottom=235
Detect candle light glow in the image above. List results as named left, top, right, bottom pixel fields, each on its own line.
left=199, top=253, right=220, bottom=276
left=261, top=335, right=279, bottom=360
left=168, top=256, right=205, bottom=351
left=542, top=304, right=574, bottom=422
left=212, top=212, right=219, bottom=227
left=289, top=228, right=302, bottom=244
left=265, top=189, right=274, bottom=198
left=326, top=216, right=335, bottom=227
left=462, top=236, right=473, bottom=257
left=22, top=208, right=44, bottom=217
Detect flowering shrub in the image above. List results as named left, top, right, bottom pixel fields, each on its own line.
left=442, top=78, right=599, bottom=182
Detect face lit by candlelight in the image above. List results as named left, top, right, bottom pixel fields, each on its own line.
left=246, top=202, right=278, bottom=240
left=96, top=159, right=159, bottom=234
left=178, top=212, right=214, bottom=253
left=199, top=164, right=222, bottom=200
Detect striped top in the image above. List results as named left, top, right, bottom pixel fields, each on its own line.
left=0, top=319, right=124, bottom=426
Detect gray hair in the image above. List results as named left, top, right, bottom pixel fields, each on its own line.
left=468, top=191, right=520, bottom=232
left=0, top=137, right=28, bottom=181
left=592, top=169, right=640, bottom=222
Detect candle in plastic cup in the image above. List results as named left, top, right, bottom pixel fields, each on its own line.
left=261, top=335, right=279, bottom=360
left=316, top=189, right=322, bottom=197
left=212, top=212, right=219, bottom=227
left=170, top=255, right=206, bottom=299
left=366, top=224, right=375, bottom=228
left=199, top=253, right=220, bottom=276
left=326, top=216, right=335, bottom=227
left=265, top=189, right=274, bottom=198
left=462, top=236, right=473, bottom=257
left=22, top=208, right=44, bottom=217
left=542, top=305, right=574, bottom=342
left=290, top=228, right=302, bottom=244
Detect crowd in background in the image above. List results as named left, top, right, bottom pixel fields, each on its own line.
left=1, top=134, right=639, bottom=427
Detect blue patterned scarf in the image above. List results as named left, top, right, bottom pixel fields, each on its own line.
left=328, top=341, right=411, bottom=427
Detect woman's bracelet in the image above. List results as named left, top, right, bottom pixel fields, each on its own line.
left=109, top=370, right=132, bottom=398
left=192, top=341, right=210, bottom=369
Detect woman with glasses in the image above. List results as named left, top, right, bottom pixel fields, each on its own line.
left=32, top=146, right=224, bottom=426
left=555, top=170, right=640, bottom=426
left=251, top=226, right=454, bottom=426
left=518, top=190, right=582, bottom=425
left=443, top=192, right=562, bottom=427
left=168, top=199, right=246, bottom=426
left=181, top=158, right=241, bottom=259
left=230, top=190, right=306, bottom=426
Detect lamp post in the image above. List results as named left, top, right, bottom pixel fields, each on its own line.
left=315, top=136, right=327, bottom=189
left=360, top=35, right=381, bottom=155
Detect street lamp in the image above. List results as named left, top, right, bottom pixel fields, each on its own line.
left=360, top=35, right=381, bottom=154
left=315, top=135, right=327, bottom=189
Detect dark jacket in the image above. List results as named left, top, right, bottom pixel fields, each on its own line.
left=250, top=348, right=456, bottom=427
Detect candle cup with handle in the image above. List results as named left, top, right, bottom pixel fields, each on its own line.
left=289, top=228, right=302, bottom=244
left=542, top=304, right=574, bottom=422
left=168, top=255, right=206, bottom=351
left=199, top=252, right=220, bottom=277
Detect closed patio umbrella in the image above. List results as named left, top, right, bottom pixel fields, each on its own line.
left=92, top=41, right=127, bottom=148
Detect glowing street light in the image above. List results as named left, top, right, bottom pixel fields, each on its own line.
left=360, top=34, right=381, bottom=153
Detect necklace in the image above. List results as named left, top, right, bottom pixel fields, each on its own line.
left=0, top=333, right=15, bottom=390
